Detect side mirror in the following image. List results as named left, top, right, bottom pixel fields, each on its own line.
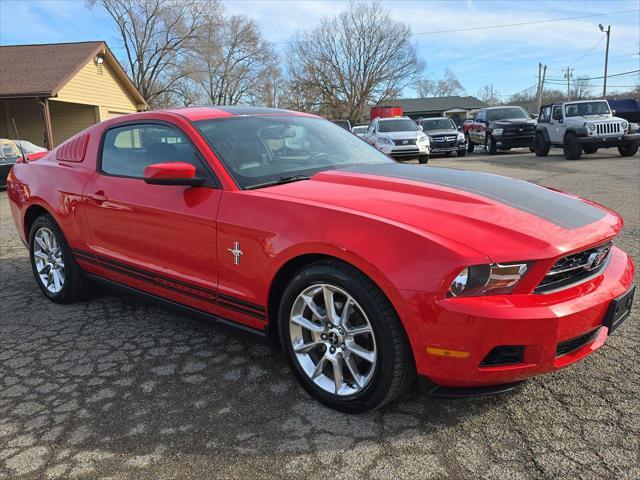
left=143, top=162, right=205, bottom=186
left=611, top=109, right=616, bottom=115
left=418, top=125, right=423, bottom=131
left=457, top=126, right=462, bottom=131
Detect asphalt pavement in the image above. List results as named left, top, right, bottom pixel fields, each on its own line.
left=1, top=148, right=638, bottom=479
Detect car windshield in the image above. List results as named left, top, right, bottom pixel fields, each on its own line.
left=486, top=107, right=530, bottom=121
left=564, top=101, right=611, bottom=117
left=421, top=118, right=456, bottom=131
left=195, top=115, right=393, bottom=189
left=378, top=119, right=418, bottom=132
left=352, top=126, right=368, bottom=134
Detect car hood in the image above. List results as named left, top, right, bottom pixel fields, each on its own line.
left=491, top=118, right=536, bottom=126
left=424, top=129, right=458, bottom=136
left=379, top=131, right=423, bottom=140
left=261, top=163, right=621, bottom=261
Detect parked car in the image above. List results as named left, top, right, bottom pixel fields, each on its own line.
left=330, top=119, right=351, bottom=131
left=467, top=106, right=536, bottom=154
left=534, top=100, right=640, bottom=160
left=607, top=99, right=640, bottom=124
left=7, top=107, right=635, bottom=413
left=13, top=139, right=46, bottom=156
left=351, top=125, right=368, bottom=139
left=369, top=105, right=403, bottom=119
left=420, top=117, right=467, bottom=157
left=365, top=116, right=430, bottom=163
left=0, top=139, right=22, bottom=187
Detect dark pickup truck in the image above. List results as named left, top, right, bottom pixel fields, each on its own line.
left=466, top=106, right=536, bottom=154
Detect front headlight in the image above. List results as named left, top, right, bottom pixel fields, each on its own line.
left=447, top=262, right=530, bottom=297
left=492, top=128, right=503, bottom=136
left=417, top=135, right=429, bottom=145
left=457, top=133, right=465, bottom=142
left=378, top=137, right=394, bottom=146
left=587, top=123, right=596, bottom=131
left=621, top=121, right=629, bottom=131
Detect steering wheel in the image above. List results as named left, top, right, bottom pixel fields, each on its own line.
left=309, top=152, right=331, bottom=164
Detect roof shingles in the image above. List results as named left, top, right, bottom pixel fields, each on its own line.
left=0, top=41, right=104, bottom=97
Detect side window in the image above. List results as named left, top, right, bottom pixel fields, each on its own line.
left=539, top=106, right=551, bottom=123
left=101, top=124, right=205, bottom=179
left=552, top=106, right=563, bottom=121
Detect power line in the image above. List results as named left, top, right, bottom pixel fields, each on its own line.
left=546, top=69, right=640, bottom=82
left=271, top=9, right=639, bottom=44
left=571, top=36, right=605, bottom=66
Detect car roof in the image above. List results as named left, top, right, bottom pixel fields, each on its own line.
left=162, top=106, right=318, bottom=121
left=378, top=116, right=412, bottom=121
left=484, top=105, right=523, bottom=110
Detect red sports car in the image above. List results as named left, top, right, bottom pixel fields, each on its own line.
left=7, top=107, right=635, bottom=413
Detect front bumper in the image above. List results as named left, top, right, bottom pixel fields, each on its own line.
left=402, top=246, right=635, bottom=388
left=381, top=144, right=429, bottom=160
left=494, top=134, right=534, bottom=148
left=431, top=142, right=466, bottom=154
left=577, top=132, right=640, bottom=145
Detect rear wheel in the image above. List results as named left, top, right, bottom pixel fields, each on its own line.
left=618, top=139, right=639, bottom=157
left=563, top=133, right=582, bottom=160
left=418, top=155, right=429, bottom=164
left=29, top=215, right=88, bottom=303
left=534, top=132, right=550, bottom=157
left=583, top=144, right=599, bottom=154
left=485, top=134, right=498, bottom=155
left=279, top=261, right=414, bottom=413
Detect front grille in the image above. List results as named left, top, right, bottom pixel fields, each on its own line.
left=595, top=122, right=622, bottom=136
left=432, top=135, right=457, bottom=143
left=480, top=345, right=525, bottom=366
left=536, top=241, right=613, bottom=293
left=393, top=138, right=416, bottom=146
left=556, top=328, right=599, bottom=357
left=503, top=124, right=535, bottom=136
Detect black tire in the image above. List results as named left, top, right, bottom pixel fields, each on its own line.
left=466, top=134, right=474, bottom=152
left=445, top=151, right=452, bottom=157
left=583, top=145, right=599, bottom=154
left=457, top=148, right=467, bottom=157
left=418, top=155, right=429, bottom=164
left=278, top=261, right=415, bottom=413
left=485, top=134, right=498, bottom=155
left=563, top=132, right=582, bottom=160
left=534, top=132, right=550, bottom=157
left=618, top=139, right=639, bottom=157
left=529, top=146, right=535, bottom=153
left=29, top=214, right=88, bottom=303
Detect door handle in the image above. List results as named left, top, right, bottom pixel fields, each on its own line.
left=89, top=191, right=108, bottom=204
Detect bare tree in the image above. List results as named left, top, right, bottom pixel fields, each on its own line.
left=477, top=84, right=500, bottom=106
left=571, top=76, right=593, bottom=100
left=415, top=69, right=465, bottom=98
left=87, top=0, right=209, bottom=107
left=192, top=12, right=276, bottom=106
left=287, top=2, right=423, bottom=124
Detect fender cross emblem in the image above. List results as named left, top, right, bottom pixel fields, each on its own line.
left=228, top=241, right=243, bottom=265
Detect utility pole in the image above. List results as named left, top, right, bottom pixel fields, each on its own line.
left=599, top=24, right=611, bottom=98
left=536, top=63, right=547, bottom=114
left=563, top=67, right=574, bottom=101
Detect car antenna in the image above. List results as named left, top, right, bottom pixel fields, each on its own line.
left=11, top=118, right=28, bottom=164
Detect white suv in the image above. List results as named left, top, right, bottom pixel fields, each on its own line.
left=534, top=100, right=639, bottom=160
left=365, top=117, right=430, bottom=163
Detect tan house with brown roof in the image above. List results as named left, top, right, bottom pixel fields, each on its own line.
left=0, top=41, right=147, bottom=149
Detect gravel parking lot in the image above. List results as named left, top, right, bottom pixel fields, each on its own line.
left=1, top=148, right=638, bottom=480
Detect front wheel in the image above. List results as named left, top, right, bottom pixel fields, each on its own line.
left=534, top=132, right=550, bottom=157
left=485, top=134, right=498, bottom=155
left=466, top=134, right=474, bottom=152
left=29, top=214, right=88, bottom=303
left=618, top=139, right=639, bottom=157
left=279, top=261, right=414, bottom=413
left=418, top=154, right=429, bottom=164
left=457, top=148, right=467, bottom=157
left=563, top=133, right=582, bottom=160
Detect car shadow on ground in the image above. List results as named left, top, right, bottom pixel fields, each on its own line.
left=0, top=252, right=518, bottom=473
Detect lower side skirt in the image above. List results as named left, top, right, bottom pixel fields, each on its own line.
left=85, top=273, right=266, bottom=338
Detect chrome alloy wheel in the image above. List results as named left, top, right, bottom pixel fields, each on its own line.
left=289, top=284, right=377, bottom=396
left=33, top=227, right=66, bottom=294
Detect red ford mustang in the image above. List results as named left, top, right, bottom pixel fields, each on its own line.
left=7, top=107, right=635, bottom=413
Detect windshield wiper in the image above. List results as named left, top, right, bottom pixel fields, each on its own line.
left=245, top=175, right=311, bottom=190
